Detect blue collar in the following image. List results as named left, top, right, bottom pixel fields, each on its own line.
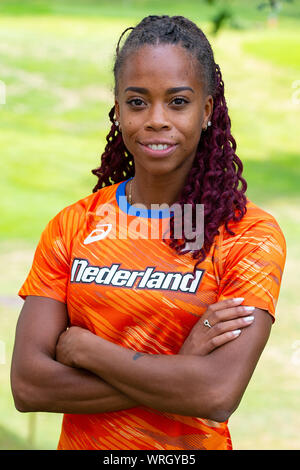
left=116, top=179, right=172, bottom=219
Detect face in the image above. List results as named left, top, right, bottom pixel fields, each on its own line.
left=115, top=44, right=213, bottom=179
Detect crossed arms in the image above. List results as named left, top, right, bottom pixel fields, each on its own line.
left=11, top=295, right=272, bottom=422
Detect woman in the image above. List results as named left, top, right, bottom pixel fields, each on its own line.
left=11, top=15, right=286, bottom=450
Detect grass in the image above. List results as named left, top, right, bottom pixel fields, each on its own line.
left=0, top=0, right=299, bottom=450
left=243, top=32, right=300, bottom=70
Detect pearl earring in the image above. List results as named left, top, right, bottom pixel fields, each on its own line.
left=203, top=120, right=212, bottom=131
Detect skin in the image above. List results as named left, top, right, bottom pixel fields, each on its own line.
left=55, top=302, right=271, bottom=419
left=11, top=297, right=136, bottom=414
left=11, top=44, right=273, bottom=422
left=114, top=44, right=213, bottom=207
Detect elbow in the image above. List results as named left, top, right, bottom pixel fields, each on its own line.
left=193, top=401, right=233, bottom=423
left=205, top=406, right=233, bottom=423
left=11, top=384, right=32, bottom=413
left=198, top=405, right=235, bottom=424
left=209, top=389, right=242, bottom=423
left=11, top=372, right=41, bottom=413
left=13, top=398, right=31, bottom=413
left=193, top=389, right=238, bottom=423
left=11, top=379, right=34, bottom=413
left=207, top=393, right=236, bottom=423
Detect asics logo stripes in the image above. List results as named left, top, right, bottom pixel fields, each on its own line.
left=83, top=224, right=112, bottom=244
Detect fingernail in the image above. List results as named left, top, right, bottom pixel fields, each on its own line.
left=244, top=315, right=255, bottom=323
left=233, top=297, right=244, bottom=303
left=244, top=306, right=255, bottom=312
left=233, top=329, right=241, bottom=336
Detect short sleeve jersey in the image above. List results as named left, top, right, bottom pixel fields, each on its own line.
left=19, top=180, right=286, bottom=450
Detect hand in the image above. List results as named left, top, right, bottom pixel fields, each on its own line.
left=179, top=298, right=255, bottom=356
left=56, top=326, right=92, bottom=368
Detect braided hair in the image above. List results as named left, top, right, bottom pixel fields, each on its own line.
left=92, top=15, right=248, bottom=266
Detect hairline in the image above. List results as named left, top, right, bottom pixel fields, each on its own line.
left=114, top=42, right=209, bottom=99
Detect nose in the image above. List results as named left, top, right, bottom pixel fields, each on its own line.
left=144, top=103, right=171, bottom=131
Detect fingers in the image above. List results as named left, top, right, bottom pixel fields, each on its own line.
left=210, top=306, right=255, bottom=326
left=200, top=298, right=257, bottom=354
left=205, top=298, right=255, bottom=327
left=207, top=297, right=245, bottom=314
left=202, top=316, right=255, bottom=355
left=208, top=315, right=255, bottom=337
left=205, top=329, right=243, bottom=353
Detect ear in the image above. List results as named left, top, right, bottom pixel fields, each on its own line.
left=203, top=95, right=213, bottom=129
left=114, top=99, right=120, bottom=122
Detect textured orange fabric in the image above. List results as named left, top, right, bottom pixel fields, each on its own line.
left=19, top=180, right=286, bottom=450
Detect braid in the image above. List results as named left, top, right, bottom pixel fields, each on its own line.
left=92, top=106, right=134, bottom=192
left=168, top=63, right=247, bottom=268
left=91, top=15, right=248, bottom=263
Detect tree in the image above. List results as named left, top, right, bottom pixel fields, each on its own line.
left=204, top=0, right=294, bottom=35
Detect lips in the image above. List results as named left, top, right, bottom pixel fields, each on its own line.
left=140, top=140, right=176, bottom=147
left=139, top=141, right=177, bottom=157
left=147, top=143, right=175, bottom=151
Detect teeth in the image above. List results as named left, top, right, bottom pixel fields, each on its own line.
left=147, top=144, right=170, bottom=151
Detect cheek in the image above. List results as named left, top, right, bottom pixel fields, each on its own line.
left=176, top=108, right=202, bottom=136
left=181, top=122, right=201, bottom=145
left=120, top=124, right=139, bottom=154
left=122, top=126, right=136, bottom=147
left=121, top=117, right=140, bottom=137
left=181, top=126, right=202, bottom=156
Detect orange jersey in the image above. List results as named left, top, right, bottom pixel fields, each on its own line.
left=19, top=180, right=286, bottom=450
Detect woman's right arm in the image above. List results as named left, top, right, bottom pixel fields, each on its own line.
left=10, top=295, right=136, bottom=414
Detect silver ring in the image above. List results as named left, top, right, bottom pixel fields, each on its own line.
left=203, top=319, right=212, bottom=328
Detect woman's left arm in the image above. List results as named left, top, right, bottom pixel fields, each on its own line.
left=56, top=307, right=271, bottom=422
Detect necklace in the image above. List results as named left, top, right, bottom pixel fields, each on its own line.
left=128, top=179, right=133, bottom=205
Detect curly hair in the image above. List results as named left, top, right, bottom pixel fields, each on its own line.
left=92, top=15, right=248, bottom=267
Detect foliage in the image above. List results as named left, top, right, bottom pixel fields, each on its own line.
left=0, top=0, right=299, bottom=451
left=205, top=0, right=295, bottom=34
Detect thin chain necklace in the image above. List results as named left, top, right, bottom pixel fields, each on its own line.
left=128, top=179, right=133, bottom=205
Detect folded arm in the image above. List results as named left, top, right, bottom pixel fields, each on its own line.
left=12, top=296, right=272, bottom=421
left=56, top=300, right=272, bottom=421
left=10, top=296, right=136, bottom=414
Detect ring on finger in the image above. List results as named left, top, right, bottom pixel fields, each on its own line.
left=203, top=319, right=212, bottom=328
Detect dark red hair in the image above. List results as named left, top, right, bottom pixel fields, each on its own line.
left=92, top=15, right=247, bottom=267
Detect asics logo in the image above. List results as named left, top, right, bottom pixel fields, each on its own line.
left=83, top=224, right=112, bottom=245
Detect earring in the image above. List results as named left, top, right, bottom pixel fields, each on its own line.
left=203, top=120, right=212, bottom=131
left=115, top=120, right=119, bottom=127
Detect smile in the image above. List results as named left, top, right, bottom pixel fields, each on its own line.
left=146, top=143, right=172, bottom=150
left=139, top=142, right=177, bottom=157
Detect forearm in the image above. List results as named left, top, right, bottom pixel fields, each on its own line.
left=76, top=335, right=220, bottom=418
left=11, top=353, right=136, bottom=414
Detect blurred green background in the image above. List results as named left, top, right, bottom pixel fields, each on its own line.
left=0, top=0, right=299, bottom=450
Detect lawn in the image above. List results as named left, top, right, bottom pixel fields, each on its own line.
left=0, top=0, right=299, bottom=450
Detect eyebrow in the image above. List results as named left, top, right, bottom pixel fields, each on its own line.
left=124, top=86, right=194, bottom=94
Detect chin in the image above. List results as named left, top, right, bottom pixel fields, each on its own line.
left=141, top=163, right=179, bottom=177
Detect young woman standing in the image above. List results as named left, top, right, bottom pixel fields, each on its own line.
left=11, top=16, right=286, bottom=450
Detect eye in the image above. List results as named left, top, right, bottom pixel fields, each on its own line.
left=127, top=98, right=146, bottom=108
left=171, top=97, right=189, bottom=107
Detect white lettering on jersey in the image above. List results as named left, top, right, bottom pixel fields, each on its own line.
left=70, top=258, right=204, bottom=294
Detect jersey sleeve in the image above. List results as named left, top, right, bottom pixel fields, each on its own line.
left=217, top=217, right=286, bottom=321
left=18, top=210, right=70, bottom=303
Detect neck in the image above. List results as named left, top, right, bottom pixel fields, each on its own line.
left=127, top=169, right=190, bottom=208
